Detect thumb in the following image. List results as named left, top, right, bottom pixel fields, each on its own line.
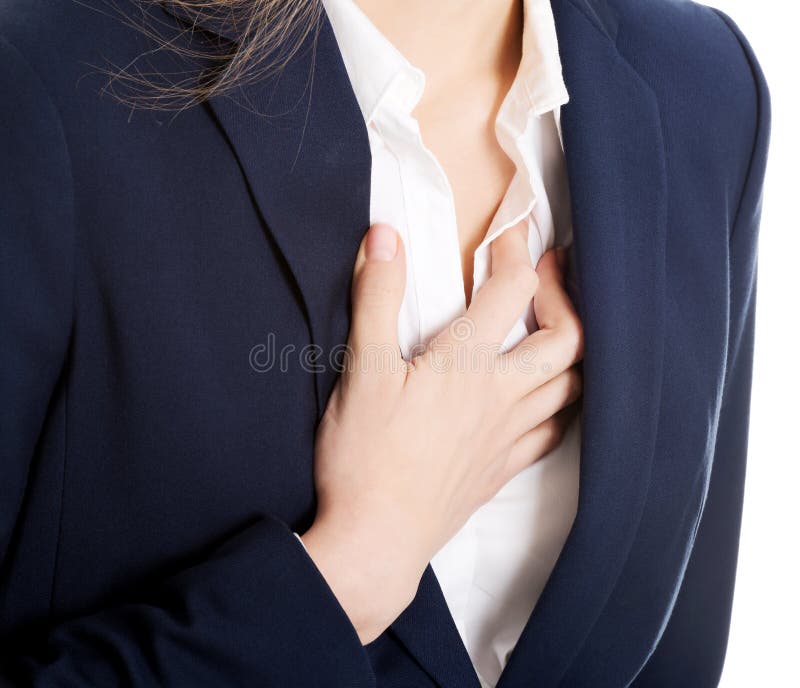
left=349, top=223, right=407, bottom=373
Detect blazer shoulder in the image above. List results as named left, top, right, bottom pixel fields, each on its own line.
left=0, top=2, right=78, bottom=191
left=0, top=32, right=73, bottom=207
left=605, top=0, right=769, bottom=214
left=608, top=0, right=768, bottom=120
left=0, top=0, right=92, bottom=64
left=0, top=30, right=75, bottom=331
left=0, top=0, right=158, bottom=104
left=610, top=0, right=765, bottom=94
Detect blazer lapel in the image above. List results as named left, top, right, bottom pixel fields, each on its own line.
left=159, top=1, right=372, bottom=416
left=497, top=0, right=668, bottom=685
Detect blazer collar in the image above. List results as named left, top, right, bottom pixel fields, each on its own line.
left=159, top=2, right=666, bottom=686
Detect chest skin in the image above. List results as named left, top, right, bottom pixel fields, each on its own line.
left=372, top=0, right=523, bottom=304
left=415, top=90, right=518, bottom=304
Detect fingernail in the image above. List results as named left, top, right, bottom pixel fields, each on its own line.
left=365, top=223, right=398, bottom=262
left=556, top=247, right=568, bottom=270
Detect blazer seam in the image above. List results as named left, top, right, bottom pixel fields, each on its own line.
left=0, top=36, right=80, bottom=619
left=708, top=7, right=769, bottom=409
left=708, top=8, right=768, bottom=249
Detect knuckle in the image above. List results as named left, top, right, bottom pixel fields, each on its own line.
left=478, top=480, right=497, bottom=507
left=563, top=315, right=584, bottom=361
left=489, top=368, right=515, bottom=406
left=567, top=368, right=583, bottom=400
left=543, top=416, right=566, bottom=449
left=355, top=275, right=396, bottom=308
left=482, top=468, right=507, bottom=504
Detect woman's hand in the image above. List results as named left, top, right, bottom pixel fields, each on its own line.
left=301, top=222, right=583, bottom=643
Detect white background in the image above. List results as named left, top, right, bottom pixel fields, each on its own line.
left=706, top=2, right=800, bottom=685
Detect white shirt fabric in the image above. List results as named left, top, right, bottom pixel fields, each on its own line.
left=320, top=1, right=582, bottom=685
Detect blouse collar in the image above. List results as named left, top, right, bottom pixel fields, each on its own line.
left=322, top=0, right=569, bottom=127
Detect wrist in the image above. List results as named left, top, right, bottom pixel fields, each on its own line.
left=300, top=511, right=424, bottom=644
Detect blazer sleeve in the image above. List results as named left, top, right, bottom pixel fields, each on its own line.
left=0, top=35, right=375, bottom=688
left=632, top=11, right=771, bottom=688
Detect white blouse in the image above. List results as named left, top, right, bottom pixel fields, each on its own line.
left=321, top=0, right=581, bottom=685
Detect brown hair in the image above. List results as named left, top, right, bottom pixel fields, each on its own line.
left=98, top=0, right=322, bottom=111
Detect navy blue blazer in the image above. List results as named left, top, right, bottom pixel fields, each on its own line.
left=0, top=0, right=770, bottom=685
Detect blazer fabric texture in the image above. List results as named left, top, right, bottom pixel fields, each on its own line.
left=0, top=0, right=770, bottom=686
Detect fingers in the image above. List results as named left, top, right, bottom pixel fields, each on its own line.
left=348, top=223, right=406, bottom=380
left=507, top=366, right=582, bottom=439
left=492, top=220, right=532, bottom=275
left=460, top=222, right=538, bottom=347
left=532, top=248, right=579, bottom=333
left=503, top=247, right=583, bottom=396
left=500, top=403, right=578, bottom=485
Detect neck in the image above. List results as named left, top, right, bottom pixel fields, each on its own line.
left=354, top=0, right=523, bottom=96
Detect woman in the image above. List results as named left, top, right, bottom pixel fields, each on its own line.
left=0, top=0, right=769, bottom=686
